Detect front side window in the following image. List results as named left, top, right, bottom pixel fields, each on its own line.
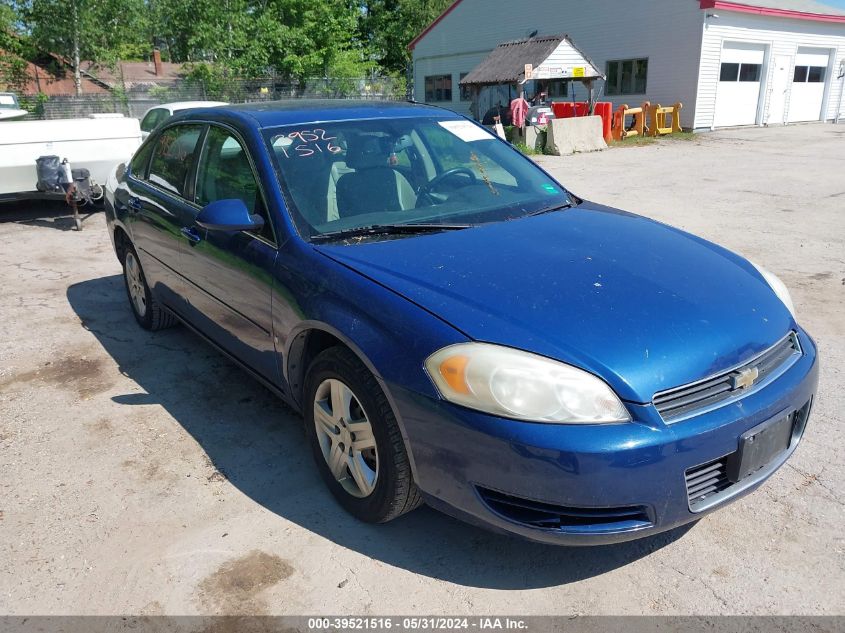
left=195, top=126, right=274, bottom=242
left=148, top=125, right=202, bottom=198
left=264, top=117, right=572, bottom=241
left=605, top=58, right=648, bottom=95
left=425, top=75, right=453, bottom=102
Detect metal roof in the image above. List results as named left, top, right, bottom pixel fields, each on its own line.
left=728, top=0, right=845, bottom=15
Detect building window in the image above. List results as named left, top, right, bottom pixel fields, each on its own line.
left=794, top=65, right=826, bottom=83
left=739, top=63, right=761, bottom=82
left=459, top=73, right=472, bottom=101
left=425, top=74, right=452, bottom=102
left=605, top=58, right=648, bottom=95
left=719, top=62, right=761, bottom=82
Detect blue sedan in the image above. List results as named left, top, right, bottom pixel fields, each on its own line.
left=105, top=101, right=818, bottom=545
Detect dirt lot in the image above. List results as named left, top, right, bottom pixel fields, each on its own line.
left=1, top=124, right=843, bottom=616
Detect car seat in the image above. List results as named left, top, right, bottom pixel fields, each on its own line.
left=335, top=136, right=416, bottom=218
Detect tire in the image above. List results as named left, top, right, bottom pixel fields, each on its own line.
left=122, top=244, right=178, bottom=331
left=304, top=346, right=422, bottom=523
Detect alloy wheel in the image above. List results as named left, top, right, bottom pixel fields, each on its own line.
left=124, top=252, right=147, bottom=318
left=313, top=378, right=379, bottom=498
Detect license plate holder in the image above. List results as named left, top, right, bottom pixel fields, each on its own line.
left=726, top=412, right=795, bottom=483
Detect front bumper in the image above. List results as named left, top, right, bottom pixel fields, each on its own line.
left=390, top=329, right=819, bottom=545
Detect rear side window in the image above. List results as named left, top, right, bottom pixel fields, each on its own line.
left=140, top=108, right=170, bottom=133
left=148, top=125, right=202, bottom=198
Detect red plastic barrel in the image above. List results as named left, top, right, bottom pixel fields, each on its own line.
left=593, top=102, right=613, bottom=144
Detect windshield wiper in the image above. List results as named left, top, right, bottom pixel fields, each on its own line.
left=525, top=200, right=577, bottom=217
left=310, top=223, right=472, bottom=243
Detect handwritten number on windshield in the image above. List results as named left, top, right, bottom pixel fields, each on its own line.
left=278, top=129, right=342, bottom=158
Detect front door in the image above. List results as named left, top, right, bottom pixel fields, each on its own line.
left=767, top=55, right=792, bottom=126
left=179, top=124, right=280, bottom=384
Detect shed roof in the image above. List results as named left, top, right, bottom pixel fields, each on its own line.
left=459, top=34, right=602, bottom=86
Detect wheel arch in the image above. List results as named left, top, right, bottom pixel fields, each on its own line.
left=284, top=321, right=421, bottom=480
left=113, top=225, right=132, bottom=264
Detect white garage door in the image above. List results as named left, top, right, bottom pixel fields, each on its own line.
left=714, top=42, right=766, bottom=127
left=788, top=47, right=830, bottom=122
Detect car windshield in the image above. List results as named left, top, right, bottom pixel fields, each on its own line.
left=264, top=117, right=572, bottom=240
left=0, top=93, right=20, bottom=109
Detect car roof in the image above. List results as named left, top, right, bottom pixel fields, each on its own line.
left=174, top=99, right=459, bottom=129
left=161, top=101, right=228, bottom=112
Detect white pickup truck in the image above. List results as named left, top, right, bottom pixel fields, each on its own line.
left=0, top=114, right=142, bottom=203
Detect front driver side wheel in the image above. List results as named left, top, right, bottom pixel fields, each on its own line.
left=122, top=245, right=177, bottom=331
left=304, top=346, right=422, bottom=523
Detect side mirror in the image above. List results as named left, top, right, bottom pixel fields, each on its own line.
left=195, top=199, right=264, bottom=232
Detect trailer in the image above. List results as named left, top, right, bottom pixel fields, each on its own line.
left=0, top=115, right=142, bottom=198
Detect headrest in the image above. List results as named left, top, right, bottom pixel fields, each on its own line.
left=346, top=135, right=392, bottom=170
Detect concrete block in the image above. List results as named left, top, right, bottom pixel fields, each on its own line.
left=546, top=116, right=607, bottom=156
left=512, top=126, right=542, bottom=151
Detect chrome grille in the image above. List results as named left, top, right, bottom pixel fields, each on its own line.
left=653, top=332, right=801, bottom=422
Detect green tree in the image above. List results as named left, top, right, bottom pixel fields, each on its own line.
left=17, top=0, right=150, bottom=95
left=0, top=1, right=31, bottom=92
left=360, top=0, right=453, bottom=74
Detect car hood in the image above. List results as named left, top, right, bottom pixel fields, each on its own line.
left=315, top=202, right=794, bottom=403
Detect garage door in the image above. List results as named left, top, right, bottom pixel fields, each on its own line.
left=714, top=42, right=766, bottom=127
left=788, top=47, right=830, bottom=122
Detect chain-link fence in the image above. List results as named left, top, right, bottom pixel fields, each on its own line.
left=17, top=75, right=407, bottom=120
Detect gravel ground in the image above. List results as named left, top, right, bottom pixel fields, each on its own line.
left=0, top=123, right=843, bottom=616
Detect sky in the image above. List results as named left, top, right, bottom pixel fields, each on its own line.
left=822, top=0, right=845, bottom=7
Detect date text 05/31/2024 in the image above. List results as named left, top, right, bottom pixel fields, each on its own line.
left=307, top=617, right=529, bottom=630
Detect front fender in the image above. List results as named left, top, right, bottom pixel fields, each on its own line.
left=273, top=244, right=468, bottom=476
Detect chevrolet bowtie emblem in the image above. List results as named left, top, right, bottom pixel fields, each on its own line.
left=731, top=366, right=760, bottom=390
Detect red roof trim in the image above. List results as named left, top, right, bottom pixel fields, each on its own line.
left=408, top=0, right=466, bottom=51
left=700, top=0, right=845, bottom=23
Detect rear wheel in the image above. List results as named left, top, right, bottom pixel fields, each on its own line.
left=304, top=346, right=422, bottom=522
left=122, top=245, right=177, bottom=331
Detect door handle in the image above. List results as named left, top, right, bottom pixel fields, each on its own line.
left=180, top=226, right=202, bottom=244
left=127, top=196, right=142, bottom=211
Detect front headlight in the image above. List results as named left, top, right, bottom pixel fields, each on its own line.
left=425, top=343, right=630, bottom=424
left=750, top=261, right=796, bottom=319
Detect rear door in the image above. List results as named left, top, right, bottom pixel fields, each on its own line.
left=178, top=123, right=280, bottom=383
left=122, top=123, right=205, bottom=308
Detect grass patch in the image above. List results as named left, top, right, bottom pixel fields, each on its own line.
left=664, top=131, right=697, bottom=141
left=609, top=136, right=657, bottom=147
left=513, top=142, right=541, bottom=155
left=609, top=130, right=697, bottom=148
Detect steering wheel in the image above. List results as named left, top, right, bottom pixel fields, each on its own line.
left=417, top=167, right=478, bottom=197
